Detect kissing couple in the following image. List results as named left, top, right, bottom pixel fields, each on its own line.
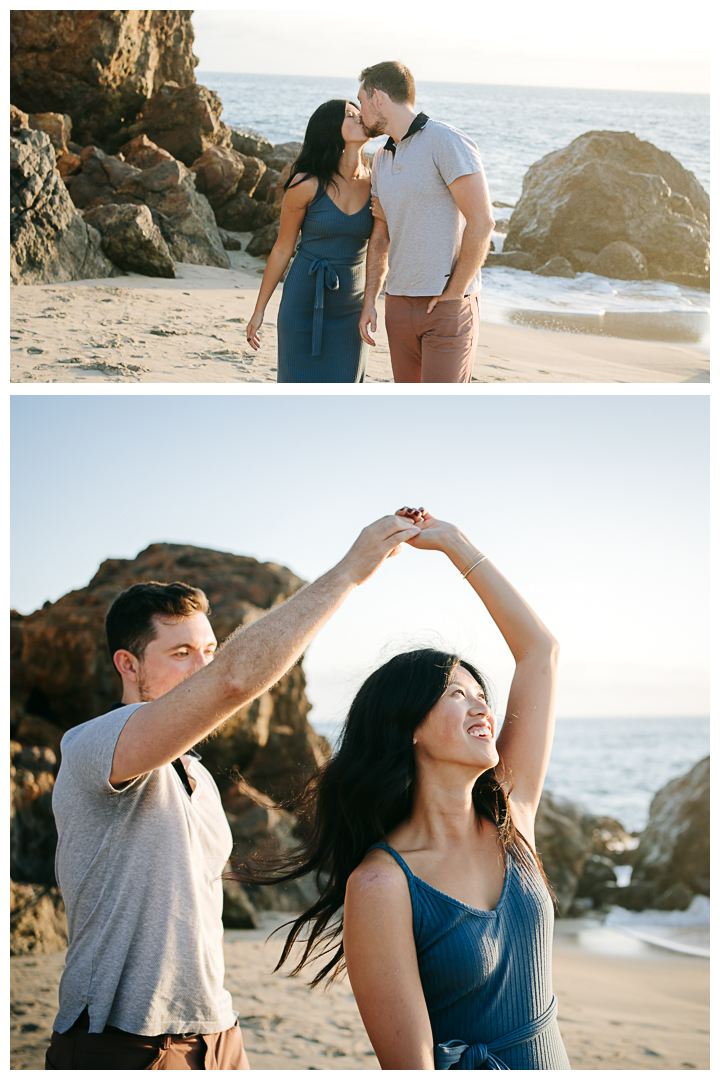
left=245, top=61, right=496, bottom=384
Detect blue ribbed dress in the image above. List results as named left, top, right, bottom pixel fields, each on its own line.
left=369, top=842, right=571, bottom=1070
left=276, top=183, right=373, bottom=383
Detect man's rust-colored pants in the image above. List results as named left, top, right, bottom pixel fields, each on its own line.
left=385, top=293, right=480, bottom=383
left=45, top=1009, right=247, bottom=1070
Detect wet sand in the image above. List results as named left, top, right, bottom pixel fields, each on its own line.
left=10, top=245, right=709, bottom=384
left=11, top=915, right=709, bottom=1070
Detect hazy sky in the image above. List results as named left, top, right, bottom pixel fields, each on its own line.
left=190, top=2, right=710, bottom=93
left=11, top=394, right=709, bottom=722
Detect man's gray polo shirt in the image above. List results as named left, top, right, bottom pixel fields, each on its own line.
left=371, top=116, right=485, bottom=297
left=52, top=703, right=236, bottom=1036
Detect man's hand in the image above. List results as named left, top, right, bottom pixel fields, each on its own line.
left=426, top=291, right=465, bottom=315
left=396, top=506, right=462, bottom=552
left=370, top=197, right=387, bottom=223
left=359, top=302, right=379, bottom=346
left=338, top=515, right=421, bottom=585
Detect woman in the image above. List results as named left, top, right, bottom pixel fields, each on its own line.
left=246, top=100, right=372, bottom=382
left=237, top=507, right=570, bottom=1070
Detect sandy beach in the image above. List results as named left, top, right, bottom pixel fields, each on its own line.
left=11, top=913, right=709, bottom=1071
left=10, top=243, right=709, bottom=384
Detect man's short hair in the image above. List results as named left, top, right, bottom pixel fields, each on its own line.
left=105, top=581, right=210, bottom=663
left=359, top=61, right=415, bottom=106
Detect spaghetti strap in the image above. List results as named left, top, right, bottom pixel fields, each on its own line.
left=366, top=841, right=415, bottom=880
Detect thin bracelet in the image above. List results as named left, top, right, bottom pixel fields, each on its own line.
left=461, top=554, right=487, bottom=579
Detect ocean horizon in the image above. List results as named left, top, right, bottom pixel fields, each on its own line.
left=199, top=72, right=710, bottom=340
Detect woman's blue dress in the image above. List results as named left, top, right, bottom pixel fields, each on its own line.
left=277, top=183, right=373, bottom=382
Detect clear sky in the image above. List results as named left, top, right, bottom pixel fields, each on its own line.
left=190, top=2, right=710, bottom=94
left=11, top=394, right=709, bottom=723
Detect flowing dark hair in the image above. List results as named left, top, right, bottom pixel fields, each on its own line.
left=284, top=98, right=366, bottom=194
left=230, top=648, right=556, bottom=987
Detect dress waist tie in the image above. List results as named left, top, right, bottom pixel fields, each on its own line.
left=295, top=247, right=365, bottom=357
left=435, top=994, right=559, bottom=1070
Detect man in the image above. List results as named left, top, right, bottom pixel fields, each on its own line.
left=357, top=61, right=495, bottom=384
left=46, top=513, right=421, bottom=1070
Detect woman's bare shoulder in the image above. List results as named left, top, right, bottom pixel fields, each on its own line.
left=284, top=172, right=318, bottom=203
left=346, top=847, right=410, bottom=905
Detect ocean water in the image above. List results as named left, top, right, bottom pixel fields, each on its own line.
left=311, top=716, right=709, bottom=835
left=198, top=72, right=710, bottom=339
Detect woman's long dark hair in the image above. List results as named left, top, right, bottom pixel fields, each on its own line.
left=284, top=98, right=365, bottom=194
left=230, top=648, right=556, bottom=987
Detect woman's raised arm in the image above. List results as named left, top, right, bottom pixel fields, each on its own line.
left=398, top=508, right=559, bottom=827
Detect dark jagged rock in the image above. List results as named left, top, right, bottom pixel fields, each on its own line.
left=11, top=125, right=118, bottom=285
left=10, top=742, right=58, bottom=886
left=83, top=203, right=176, bottom=278
left=630, top=756, right=709, bottom=904
left=215, top=190, right=268, bottom=233
left=110, top=82, right=232, bottom=167
left=10, top=10, right=198, bottom=146
left=246, top=221, right=281, bottom=257
left=218, top=228, right=243, bottom=251
left=64, top=135, right=230, bottom=270
left=264, top=142, right=303, bottom=172
left=27, top=112, right=71, bottom=156
left=253, top=167, right=281, bottom=204
left=227, top=125, right=275, bottom=161
left=574, top=853, right=617, bottom=904
left=190, top=145, right=246, bottom=209
left=504, top=131, right=709, bottom=288
left=534, top=791, right=592, bottom=916
left=236, top=155, right=266, bottom=198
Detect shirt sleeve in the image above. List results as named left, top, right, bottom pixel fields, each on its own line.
left=370, top=154, right=379, bottom=198
left=433, top=125, right=484, bottom=187
left=59, top=703, right=148, bottom=796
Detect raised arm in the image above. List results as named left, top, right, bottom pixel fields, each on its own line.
left=399, top=508, right=559, bottom=826
left=246, top=175, right=317, bottom=350
left=110, top=515, right=420, bottom=785
left=359, top=215, right=390, bottom=347
left=344, top=850, right=435, bottom=1069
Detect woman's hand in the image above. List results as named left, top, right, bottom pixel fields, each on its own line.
left=246, top=311, right=263, bottom=351
left=395, top=507, right=464, bottom=552
left=370, top=196, right=387, bottom=223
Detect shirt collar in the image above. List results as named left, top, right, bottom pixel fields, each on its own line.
left=383, top=112, right=430, bottom=155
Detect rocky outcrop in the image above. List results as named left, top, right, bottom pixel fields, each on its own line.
left=11, top=124, right=118, bottom=285
left=586, top=240, right=648, bottom=280
left=228, top=125, right=275, bottom=161
left=64, top=136, right=230, bottom=269
left=264, top=142, right=303, bottom=173
left=190, top=145, right=246, bottom=209
left=109, top=82, right=232, bottom=167
left=10, top=742, right=58, bottom=886
left=83, top=203, right=176, bottom=278
left=10, top=10, right=198, bottom=146
left=503, top=131, right=710, bottom=288
left=11, top=543, right=329, bottom=801
left=27, top=112, right=72, bottom=156
left=11, top=882, right=67, bottom=955
left=629, top=756, right=709, bottom=903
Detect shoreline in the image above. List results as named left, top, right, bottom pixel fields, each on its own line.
left=11, top=914, right=709, bottom=1070
left=11, top=249, right=709, bottom=384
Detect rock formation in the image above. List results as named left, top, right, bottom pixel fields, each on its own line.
left=503, top=131, right=710, bottom=288
left=83, top=203, right=176, bottom=278
left=629, top=756, right=709, bottom=904
left=10, top=10, right=198, bottom=146
left=108, top=82, right=233, bottom=166
left=63, top=135, right=230, bottom=269
left=11, top=121, right=118, bottom=285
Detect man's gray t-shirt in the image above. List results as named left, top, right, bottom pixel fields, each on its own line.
left=371, top=117, right=485, bottom=296
left=52, top=703, right=236, bottom=1036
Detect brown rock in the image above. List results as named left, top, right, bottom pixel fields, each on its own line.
left=236, top=155, right=266, bottom=197
left=10, top=882, right=67, bottom=955
left=11, top=104, right=30, bottom=129
left=190, top=145, right=245, bottom=209
left=227, top=125, right=275, bottom=161
left=215, top=190, right=263, bottom=233
left=11, top=127, right=118, bottom=285
left=11, top=543, right=329, bottom=806
left=274, top=164, right=292, bottom=207
left=504, top=130, right=710, bottom=289
left=534, top=791, right=592, bottom=916
left=28, top=112, right=71, bottom=156
left=56, top=151, right=81, bottom=178
left=253, top=166, right=281, bottom=204
left=265, top=142, right=303, bottom=173
left=114, top=82, right=233, bottom=167
left=217, top=228, right=243, bottom=251
left=483, top=251, right=536, bottom=270
left=246, top=221, right=281, bottom=258
left=587, top=240, right=648, bottom=280
left=222, top=879, right=259, bottom=929
left=10, top=743, right=58, bottom=885
left=10, top=11, right=198, bottom=146
left=83, top=203, right=176, bottom=278
left=534, top=256, right=575, bottom=278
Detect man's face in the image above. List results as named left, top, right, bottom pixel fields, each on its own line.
left=358, top=85, right=388, bottom=138
left=134, top=612, right=217, bottom=701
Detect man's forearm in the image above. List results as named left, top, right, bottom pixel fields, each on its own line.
left=446, top=217, right=494, bottom=297
left=363, top=228, right=390, bottom=304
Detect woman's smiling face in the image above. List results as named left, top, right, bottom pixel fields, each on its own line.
left=412, top=664, right=500, bottom=772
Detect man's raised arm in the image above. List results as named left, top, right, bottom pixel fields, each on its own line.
left=110, top=516, right=420, bottom=784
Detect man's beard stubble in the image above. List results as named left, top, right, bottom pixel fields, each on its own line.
left=362, top=114, right=388, bottom=139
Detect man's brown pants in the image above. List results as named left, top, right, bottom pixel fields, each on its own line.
left=385, top=293, right=480, bottom=383
left=45, top=1009, right=247, bottom=1070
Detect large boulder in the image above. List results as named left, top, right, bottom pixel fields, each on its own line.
left=629, top=756, right=709, bottom=904
left=264, top=142, right=303, bottom=172
left=64, top=136, right=230, bottom=269
left=190, top=145, right=247, bottom=209
left=83, top=203, right=176, bottom=278
left=11, top=543, right=330, bottom=806
left=110, top=82, right=233, bottom=167
left=503, top=131, right=710, bottom=289
left=10, top=126, right=118, bottom=284
left=534, top=791, right=592, bottom=915
left=246, top=221, right=281, bottom=257
left=227, top=125, right=275, bottom=161
left=215, top=190, right=267, bottom=233
left=10, top=10, right=197, bottom=146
